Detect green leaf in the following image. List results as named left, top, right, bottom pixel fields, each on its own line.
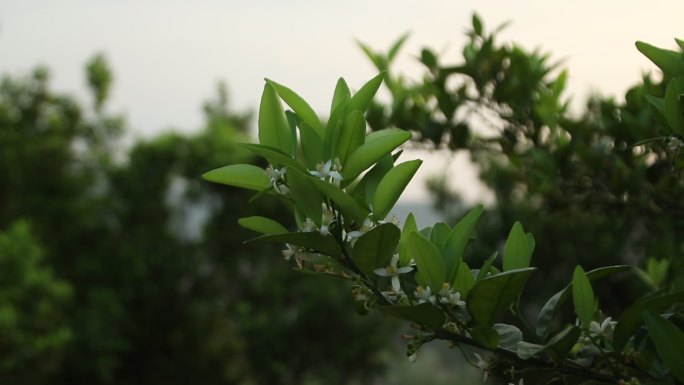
left=239, top=143, right=303, bottom=170
left=517, top=341, right=545, bottom=360
left=472, top=13, right=483, bottom=35
left=663, top=77, right=684, bottom=135
left=238, top=216, right=288, bottom=235
left=202, top=164, right=269, bottom=191
left=298, top=122, right=325, bottom=169
left=380, top=302, right=445, bottom=330
left=331, top=77, right=351, bottom=115
left=388, top=33, right=409, bottom=62
left=342, top=129, right=412, bottom=183
left=324, top=96, right=347, bottom=158
left=644, top=311, right=684, bottom=383
left=408, top=231, right=445, bottom=292
left=398, top=213, right=417, bottom=266
left=443, top=204, right=484, bottom=283
left=467, top=268, right=535, bottom=326
left=451, top=259, right=475, bottom=299
left=337, top=110, right=366, bottom=164
left=476, top=252, right=498, bottom=282
left=613, top=291, right=684, bottom=354
left=346, top=72, right=384, bottom=114
left=310, top=178, right=369, bottom=226
left=676, top=38, right=684, bottom=51
left=503, top=222, right=532, bottom=271
left=572, top=266, right=595, bottom=328
left=545, top=326, right=581, bottom=363
left=266, top=79, right=324, bottom=137
left=258, top=83, right=292, bottom=155
left=471, top=325, right=500, bottom=349
left=249, top=232, right=341, bottom=257
left=430, top=223, right=451, bottom=252
left=352, top=223, right=400, bottom=277
left=636, top=41, right=684, bottom=78
left=286, top=167, right=324, bottom=225
left=350, top=153, right=394, bottom=205
left=493, top=323, right=522, bottom=350
left=536, top=265, right=631, bottom=340
left=373, top=159, right=422, bottom=220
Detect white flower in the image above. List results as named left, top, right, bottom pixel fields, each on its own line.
left=281, top=244, right=297, bottom=260
left=302, top=218, right=316, bottom=232
left=319, top=203, right=336, bottom=236
left=310, top=159, right=343, bottom=186
left=589, top=317, right=615, bottom=337
left=265, top=165, right=288, bottom=195
left=374, top=254, right=413, bottom=292
left=347, top=217, right=374, bottom=242
left=415, top=286, right=436, bottom=305
left=439, top=283, right=465, bottom=307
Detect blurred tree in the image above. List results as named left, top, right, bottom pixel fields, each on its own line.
left=0, top=57, right=393, bottom=384
left=361, top=15, right=684, bottom=316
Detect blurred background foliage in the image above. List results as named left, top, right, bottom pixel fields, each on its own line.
left=0, top=55, right=392, bottom=384
left=1, top=13, right=683, bottom=385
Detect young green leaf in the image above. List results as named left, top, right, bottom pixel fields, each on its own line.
left=430, top=222, right=451, bottom=252
left=352, top=223, right=400, bottom=277
left=398, top=213, right=417, bottom=266
left=342, top=129, right=412, bottom=182
left=337, top=110, right=366, bottom=165
left=298, top=122, right=325, bottom=169
left=330, top=77, right=351, bottom=115
left=663, top=77, right=684, bottom=135
left=636, top=41, right=684, bottom=78
left=202, top=164, right=270, bottom=191
left=476, top=252, right=498, bottom=282
left=266, top=79, right=324, bottom=137
left=286, top=167, right=324, bottom=225
left=238, top=216, right=289, bottom=235
left=258, top=83, right=292, bottom=155
left=503, top=222, right=532, bottom=271
left=373, top=159, right=422, bottom=220
left=408, top=231, right=445, bottom=293
left=239, top=143, right=303, bottom=170
left=643, top=311, right=684, bottom=383
left=451, top=259, right=475, bottom=299
left=346, top=72, right=384, bottom=114
left=536, top=265, right=630, bottom=340
left=310, top=177, right=369, bottom=225
left=572, top=266, right=596, bottom=328
left=467, top=268, right=535, bottom=326
left=443, top=204, right=484, bottom=283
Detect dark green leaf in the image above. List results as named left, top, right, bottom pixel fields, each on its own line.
left=399, top=213, right=417, bottom=266
left=353, top=223, right=400, bottom=277
left=468, top=268, right=535, bottom=326
left=310, top=177, right=368, bottom=226
left=331, top=77, right=351, bottom=115
left=643, top=311, right=684, bottom=383
left=614, top=291, right=684, bottom=354
left=258, top=83, right=292, bottom=155
left=517, top=341, right=545, bottom=360
left=545, top=326, right=581, bottom=363
left=298, top=122, right=325, bottom=169
left=471, top=325, right=500, bottom=349
left=443, top=204, right=484, bottom=283
left=636, top=41, right=684, bottom=78
left=238, top=216, right=288, bottom=235
left=451, top=259, right=475, bottom=299
left=430, top=222, right=451, bottom=252
left=286, top=167, right=324, bottom=225
left=388, top=33, right=410, bottom=62
left=202, top=164, right=270, bottom=191
left=503, top=222, right=531, bottom=271
left=408, top=231, right=445, bottom=292
left=476, top=252, right=498, bottom=282
left=373, top=159, right=422, bottom=220
left=572, top=266, right=595, bottom=328
left=663, top=77, right=684, bottom=135
left=493, top=323, right=522, bottom=350
left=536, top=265, right=630, bottom=340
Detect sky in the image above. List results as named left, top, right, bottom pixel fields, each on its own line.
left=1, top=0, right=683, bottom=206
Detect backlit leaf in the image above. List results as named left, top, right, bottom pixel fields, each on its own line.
left=468, top=268, right=535, bottom=326
left=373, top=159, right=422, bottom=220
left=258, top=83, right=292, bottom=155
left=266, top=79, right=324, bottom=137
left=353, top=223, right=400, bottom=277
left=238, top=216, right=288, bottom=235
left=202, top=164, right=270, bottom=191
left=342, top=129, right=411, bottom=182
left=408, top=231, right=445, bottom=292
left=572, top=266, right=595, bottom=328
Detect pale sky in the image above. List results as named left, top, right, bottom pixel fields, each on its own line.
left=2, top=1, right=683, bottom=205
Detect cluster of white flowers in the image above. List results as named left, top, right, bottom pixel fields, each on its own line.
left=281, top=243, right=319, bottom=268
left=374, top=254, right=413, bottom=292
left=415, top=283, right=466, bottom=309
